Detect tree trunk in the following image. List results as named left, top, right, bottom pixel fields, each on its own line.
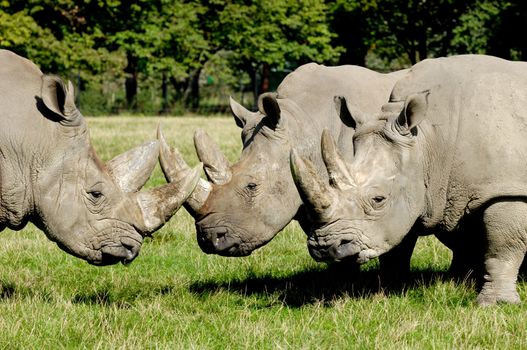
left=161, top=72, right=169, bottom=114
left=259, top=63, right=270, bottom=93
left=247, top=65, right=259, bottom=110
left=417, top=30, right=428, bottom=62
left=170, top=76, right=187, bottom=101
left=124, top=53, right=138, bottom=109
left=407, top=41, right=418, bottom=65
left=184, top=68, right=202, bottom=111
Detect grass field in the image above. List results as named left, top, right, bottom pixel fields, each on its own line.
left=1, top=116, right=526, bottom=349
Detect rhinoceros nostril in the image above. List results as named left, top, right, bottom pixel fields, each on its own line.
left=196, top=225, right=240, bottom=254
left=308, top=246, right=325, bottom=261
left=330, top=239, right=362, bottom=261
left=119, top=237, right=141, bottom=264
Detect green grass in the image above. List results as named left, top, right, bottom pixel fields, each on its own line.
left=1, top=116, right=526, bottom=349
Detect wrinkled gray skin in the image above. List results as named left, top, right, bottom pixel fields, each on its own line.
left=159, top=63, right=407, bottom=257
left=0, top=50, right=200, bottom=265
left=291, top=55, right=527, bottom=305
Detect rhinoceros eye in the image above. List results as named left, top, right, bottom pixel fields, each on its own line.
left=370, top=195, right=386, bottom=209
left=246, top=182, right=258, bottom=191
left=88, top=190, right=103, bottom=200
left=89, top=191, right=102, bottom=198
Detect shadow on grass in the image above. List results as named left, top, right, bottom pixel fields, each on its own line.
left=70, top=284, right=178, bottom=307
left=0, top=281, right=16, bottom=300
left=71, top=288, right=132, bottom=309
left=189, top=263, right=451, bottom=307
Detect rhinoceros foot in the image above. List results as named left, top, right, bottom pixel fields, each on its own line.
left=476, top=285, right=521, bottom=306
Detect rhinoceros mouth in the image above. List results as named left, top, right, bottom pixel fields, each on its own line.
left=307, top=221, right=374, bottom=263
left=308, top=238, right=357, bottom=262
left=196, top=224, right=248, bottom=256
left=86, top=223, right=143, bottom=265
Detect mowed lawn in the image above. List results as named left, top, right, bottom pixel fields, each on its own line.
left=1, top=116, right=526, bottom=349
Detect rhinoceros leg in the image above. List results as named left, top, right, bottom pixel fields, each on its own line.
left=477, top=200, right=527, bottom=306
left=435, top=219, right=485, bottom=281
left=378, top=228, right=419, bottom=286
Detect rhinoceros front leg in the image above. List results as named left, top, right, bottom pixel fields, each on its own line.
left=477, top=200, right=527, bottom=306
left=435, top=224, right=485, bottom=280
left=379, top=228, right=419, bottom=286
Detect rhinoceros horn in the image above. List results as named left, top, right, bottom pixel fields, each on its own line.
left=290, top=148, right=333, bottom=217
left=194, top=128, right=232, bottom=185
left=158, top=126, right=211, bottom=216
left=107, top=140, right=160, bottom=193
left=105, top=135, right=200, bottom=234
left=134, top=167, right=201, bottom=233
left=320, top=129, right=354, bottom=190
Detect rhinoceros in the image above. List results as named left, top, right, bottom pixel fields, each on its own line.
left=291, top=54, right=527, bottom=305
left=0, top=50, right=200, bottom=265
left=159, top=62, right=407, bottom=258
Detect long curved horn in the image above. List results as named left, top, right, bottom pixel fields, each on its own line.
left=194, top=128, right=232, bottom=185
left=158, top=126, right=211, bottom=216
left=107, top=140, right=159, bottom=193
left=134, top=163, right=201, bottom=234
left=321, top=130, right=354, bottom=190
left=290, top=148, right=334, bottom=219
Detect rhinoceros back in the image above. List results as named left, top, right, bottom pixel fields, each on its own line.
left=276, top=62, right=407, bottom=162
left=277, top=63, right=407, bottom=122
left=391, top=55, right=527, bottom=229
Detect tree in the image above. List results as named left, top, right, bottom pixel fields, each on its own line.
left=214, top=0, right=342, bottom=106
left=366, top=0, right=477, bottom=65
left=0, top=1, right=119, bottom=77
left=326, top=0, right=374, bottom=66
left=452, top=0, right=527, bottom=60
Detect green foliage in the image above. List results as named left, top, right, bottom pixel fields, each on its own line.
left=0, top=0, right=126, bottom=95
left=452, top=1, right=510, bottom=54
left=0, top=8, right=62, bottom=69
left=452, top=1, right=526, bottom=60
left=218, top=0, right=342, bottom=70
left=1, top=0, right=525, bottom=114
left=108, top=0, right=208, bottom=78
left=366, top=0, right=478, bottom=65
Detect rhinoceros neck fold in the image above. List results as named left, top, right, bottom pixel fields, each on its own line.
left=0, top=133, right=36, bottom=230
left=0, top=99, right=71, bottom=231
left=0, top=53, right=51, bottom=229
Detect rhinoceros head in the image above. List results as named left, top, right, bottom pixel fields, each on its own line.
left=33, top=76, right=199, bottom=265
left=159, top=93, right=308, bottom=256
left=291, top=93, right=429, bottom=263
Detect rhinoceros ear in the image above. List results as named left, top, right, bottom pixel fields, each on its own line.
left=397, top=91, right=430, bottom=134
left=334, top=96, right=357, bottom=130
left=259, top=92, right=281, bottom=128
left=229, top=96, right=254, bottom=128
left=41, top=75, right=82, bottom=125
left=107, top=140, right=159, bottom=193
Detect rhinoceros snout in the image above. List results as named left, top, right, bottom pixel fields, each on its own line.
left=93, top=236, right=141, bottom=266
left=196, top=224, right=244, bottom=256
left=308, top=237, right=362, bottom=263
